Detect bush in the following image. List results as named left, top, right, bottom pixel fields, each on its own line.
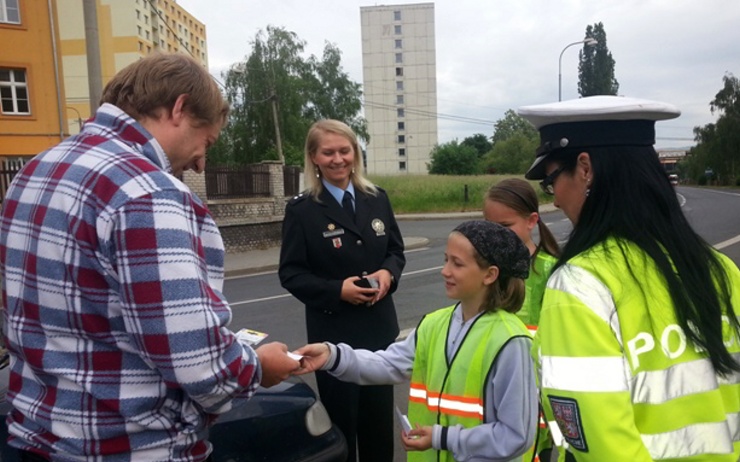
left=736, top=177, right=740, bottom=186
left=697, top=175, right=708, bottom=186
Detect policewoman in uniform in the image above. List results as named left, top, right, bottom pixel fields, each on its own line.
left=279, top=119, right=405, bottom=462
left=520, top=96, right=740, bottom=461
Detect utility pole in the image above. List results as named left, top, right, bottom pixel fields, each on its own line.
left=270, top=93, right=285, bottom=164
left=83, top=0, right=103, bottom=113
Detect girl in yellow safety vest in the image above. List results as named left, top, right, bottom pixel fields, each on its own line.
left=484, top=178, right=561, bottom=330
left=296, top=220, right=538, bottom=462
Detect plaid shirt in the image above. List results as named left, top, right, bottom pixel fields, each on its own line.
left=0, top=104, right=261, bottom=461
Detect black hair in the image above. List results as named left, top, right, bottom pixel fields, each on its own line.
left=552, top=145, right=739, bottom=375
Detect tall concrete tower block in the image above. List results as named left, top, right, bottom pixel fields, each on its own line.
left=360, top=3, right=438, bottom=175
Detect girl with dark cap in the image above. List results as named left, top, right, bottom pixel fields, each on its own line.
left=295, top=220, right=538, bottom=462
left=521, top=95, right=740, bottom=461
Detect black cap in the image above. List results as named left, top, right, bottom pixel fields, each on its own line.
left=453, top=220, right=530, bottom=279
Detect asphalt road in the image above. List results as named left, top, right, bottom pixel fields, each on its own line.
left=223, top=186, right=740, bottom=462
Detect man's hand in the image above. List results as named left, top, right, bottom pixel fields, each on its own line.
left=292, top=343, right=331, bottom=375
left=255, top=342, right=300, bottom=387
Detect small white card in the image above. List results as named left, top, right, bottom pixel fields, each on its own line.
left=395, top=406, right=412, bottom=434
left=288, top=352, right=303, bottom=361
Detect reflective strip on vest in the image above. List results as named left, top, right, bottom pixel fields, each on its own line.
left=409, top=383, right=484, bottom=421
left=548, top=265, right=623, bottom=345
left=641, top=419, right=738, bottom=459
left=718, top=354, right=740, bottom=386
left=632, top=357, right=727, bottom=404
left=526, top=324, right=537, bottom=336
left=541, top=355, right=629, bottom=393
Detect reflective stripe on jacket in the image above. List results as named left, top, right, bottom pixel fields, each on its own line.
left=409, top=305, right=531, bottom=462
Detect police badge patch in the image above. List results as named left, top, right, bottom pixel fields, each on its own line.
left=548, top=396, right=588, bottom=452
left=371, top=219, right=386, bottom=236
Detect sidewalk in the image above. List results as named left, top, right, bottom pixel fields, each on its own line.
left=224, top=204, right=558, bottom=277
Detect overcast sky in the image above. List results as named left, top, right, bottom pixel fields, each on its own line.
left=177, top=0, right=739, bottom=150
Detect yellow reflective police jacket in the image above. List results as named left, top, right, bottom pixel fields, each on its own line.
left=536, top=237, right=740, bottom=461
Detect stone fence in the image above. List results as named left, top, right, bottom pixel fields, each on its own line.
left=184, top=161, right=301, bottom=252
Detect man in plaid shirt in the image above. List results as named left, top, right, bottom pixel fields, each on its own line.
left=0, top=53, right=300, bottom=461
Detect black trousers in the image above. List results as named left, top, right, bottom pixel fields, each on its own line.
left=316, top=371, right=395, bottom=462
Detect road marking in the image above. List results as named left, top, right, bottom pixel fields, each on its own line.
left=677, top=193, right=686, bottom=207
left=715, top=235, right=740, bottom=250
left=231, top=293, right=292, bottom=307
left=700, top=189, right=740, bottom=197
left=231, top=265, right=444, bottom=307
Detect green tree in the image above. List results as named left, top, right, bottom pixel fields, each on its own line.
left=305, top=43, right=368, bottom=142
left=481, top=134, right=538, bottom=174
left=480, top=110, right=539, bottom=174
left=491, top=110, right=538, bottom=146
left=209, top=26, right=367, bottom=167
left=578, top=22, right=619, bottom=97
left=685, top=73, right=740, bottom=184
left=428, top=140, right=480, bottom=175
left=461, top=133, right=492, bottom=158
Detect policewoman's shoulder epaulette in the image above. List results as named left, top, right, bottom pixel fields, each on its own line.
left=287, top=191, right=309, bottom=206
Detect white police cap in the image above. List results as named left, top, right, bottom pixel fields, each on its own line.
left=519, top=95, right=681, bottom=180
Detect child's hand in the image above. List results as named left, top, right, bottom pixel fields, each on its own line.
left=292, top=343, right=330, bottom=375
left=401, top=424, right=432, bottom=451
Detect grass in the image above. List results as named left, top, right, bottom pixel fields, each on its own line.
left=369, top=174, right=554, bottom=214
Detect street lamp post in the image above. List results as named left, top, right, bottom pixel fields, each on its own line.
left=559, top=38, right=598, bottom=101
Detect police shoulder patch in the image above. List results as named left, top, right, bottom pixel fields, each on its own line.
left=548, top=395, right=588, bottom=452
left=287, top=192, right=308, bottom=205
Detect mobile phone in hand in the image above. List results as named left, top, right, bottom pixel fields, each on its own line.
left=353, top=277, right=379, bottom=289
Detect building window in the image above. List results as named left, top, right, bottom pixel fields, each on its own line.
left=398, top=122, right=405, bottom=130
left=145, top=30, right=150, bottom=39
left=399, top=161, right=406, bottom=171
left=395, top=39, right=402, bottom=49
left=396, top=81, right=404, bottom=91
left=0, top=0, right=19, bottom=23
left=0, top=68, right=30, bottom=114
left=397, top=135, right=405, bottom=143
left=395, top=67, right=403, bottom=77
left=393, top=10, right=401, bottom=21
left=395, top=53, right=403, bottom=64
left=138, top=41, right=143, bottom=51
left=398, top=148, right=406, bottom=156
left=397, top=108, right=404, bottom=118
left=394, top=25, right=402, bottom=35
left=396, top=95, right=404, bottom=104
left=136, top=9, right=141, bottom=19
left=137, top=25, right=142, bottom=36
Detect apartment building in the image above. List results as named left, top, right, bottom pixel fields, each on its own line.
left=360, top=3, right=438, bottom=175
left=56, top=0, right=208, bottom=134
left=0, top=0, right=69, bottom=158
